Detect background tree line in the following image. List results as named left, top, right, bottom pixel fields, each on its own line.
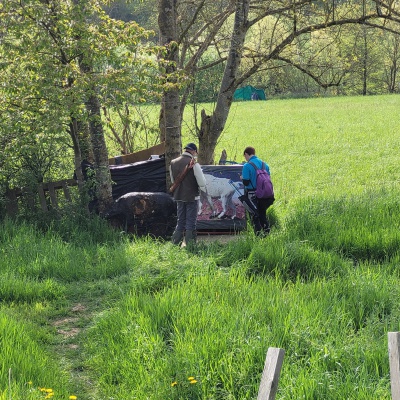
left=107, top=0, right=400, bottom=99
left=0, top=0, right=399, bottom=215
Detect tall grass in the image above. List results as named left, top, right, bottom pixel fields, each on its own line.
left=211, top=95, right=399, bottom=204
left=0, top=311, right=71, bottom=399
left=285, top=189, right=400, bottom=263
left=85, top=264, right=400, bottom=399
left=1, top=94, right=400, bottom=399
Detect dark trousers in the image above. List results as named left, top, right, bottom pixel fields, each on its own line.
left=247, top=193, right=274, bottom=234
left=175, top=200, right=198, bottom=232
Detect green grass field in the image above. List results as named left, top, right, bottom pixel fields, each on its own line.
left=1, top=94, right=400, bottom=399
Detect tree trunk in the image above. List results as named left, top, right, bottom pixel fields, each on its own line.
left=362, top=25, right=368, bottom=95
left=198, top=0, right=249, bottom=165
left=69, top=117, right=93, bottom=213
left=69, top=119, right=85, bottom=191
left=85, top=91, right=114, bottom=214
left=388, top=35, right=399, bottom=93
left=158, top=0, right=182, bottom=187
left=77, top=118, right=93, bottom=163
left=389, top=62, right=397, bottom=93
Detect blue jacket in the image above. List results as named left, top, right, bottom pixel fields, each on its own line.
left=242, top=155, right=270, bottom=191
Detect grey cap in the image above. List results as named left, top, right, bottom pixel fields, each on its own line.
left=184, top=143, right=198, bottom=152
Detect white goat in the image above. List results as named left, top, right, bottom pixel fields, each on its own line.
left=198, top=174, right=236, bottom=219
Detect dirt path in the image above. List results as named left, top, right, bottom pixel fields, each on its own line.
left=51, top=301, right=99, bottom=399
left=197, top=233, right=242, bottom=244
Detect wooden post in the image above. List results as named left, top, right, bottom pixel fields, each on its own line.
left=388, top=332, right=400, bottom=400
left=257, top=347, right=285, bottom=400
left=48, top=182, right=58, bottom=208
left=62, top=181, right=72, bottom=202
left=38, top=184, right=48, bottom=211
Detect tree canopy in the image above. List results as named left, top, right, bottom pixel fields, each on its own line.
left=155, top=0, right=400, bottom=164
left=0, top=0, right=161, bottom=212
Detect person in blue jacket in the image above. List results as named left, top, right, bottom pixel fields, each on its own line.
left=241, top=146, right=274, bottom=235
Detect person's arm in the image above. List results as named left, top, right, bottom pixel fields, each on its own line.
left=169, top=165, right=175, bottom=183
left=241, top=164, right=251, bottom=187
left=193, top=163, right=206, bottom=191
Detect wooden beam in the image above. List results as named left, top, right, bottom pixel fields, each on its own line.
left=389, top=332, right=400, bottom=400
left=108, top=142, right=165, bottom=165
left=257, top=347, right=285, bottom=400
left=41, top=179, right=77, bottom=190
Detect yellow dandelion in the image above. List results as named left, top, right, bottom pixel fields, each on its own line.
left=69, top=396, right=78, bottom=400
left=188, top=376, right=195, bottom=381
left=189, top=379, right=198, bottom=384
left=170, top=381, right=178, bottom=387
left=27, top=381, right=33, bottom=385
left=45, top=388, right=53, bottom=393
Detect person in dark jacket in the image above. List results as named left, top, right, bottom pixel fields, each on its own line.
left=169, top=143, right=206, bottom=247
left=241, top=146, right=274, bottom=235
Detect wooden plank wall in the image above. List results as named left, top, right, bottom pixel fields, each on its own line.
left=108, top=142, right=165, bottom=165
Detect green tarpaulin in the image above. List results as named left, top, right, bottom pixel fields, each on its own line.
left=233, top=85, right=266, bottom=101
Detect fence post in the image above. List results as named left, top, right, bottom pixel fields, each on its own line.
left=62, top=181, right=72, bottom=202
left=257, top=347, right=285, bottom=400
left=388, top=332, right=400, bottom=400
left=48, top=182, right=58, bottom=208
left=38, top=184, right=48, bottom=211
